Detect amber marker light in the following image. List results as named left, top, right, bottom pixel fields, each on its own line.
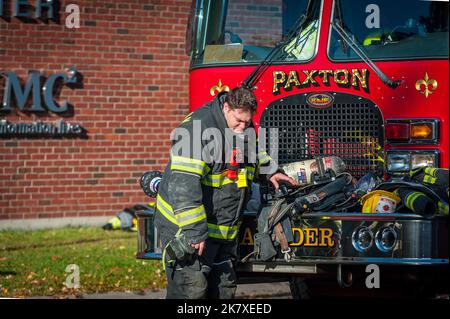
left=411, top=123, right=433, bottom=140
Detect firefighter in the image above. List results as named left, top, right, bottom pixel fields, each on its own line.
left=154, top=87, right=297, bottom=299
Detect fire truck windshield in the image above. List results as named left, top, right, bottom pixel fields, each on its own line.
left=329, top=0, right=449, bottom=61
left=188, top=0, right=321, bottom=67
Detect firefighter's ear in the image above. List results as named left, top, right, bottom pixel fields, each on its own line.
left=223, top=102, right=232, bottom=114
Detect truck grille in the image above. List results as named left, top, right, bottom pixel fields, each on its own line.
left=260, top=93, right=384, bottom=178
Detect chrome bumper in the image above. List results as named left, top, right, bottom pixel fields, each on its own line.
left=136, top=209, right=449, bottom=270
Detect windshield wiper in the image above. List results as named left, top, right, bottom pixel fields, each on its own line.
left=242, top=0, right=316, bottom=90
left=331, top=0, right=402, bottom=89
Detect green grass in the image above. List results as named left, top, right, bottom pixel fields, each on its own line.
left=0, top=227, right=166, bottom=298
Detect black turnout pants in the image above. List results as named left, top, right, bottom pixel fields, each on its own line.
left=164, top=237, right=238, bottom=299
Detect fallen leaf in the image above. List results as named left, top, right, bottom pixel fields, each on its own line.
left=51, top=256, right=59, bottom=261
left=109, top=267, right=120, bottom=274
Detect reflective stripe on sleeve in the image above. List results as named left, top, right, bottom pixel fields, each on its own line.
left=424, top=167, right=437, bottom=177
left=170, top=155, right=210, bottom=177
left=175, top=205, right=207, bottom=227
left=423, top=175, right=437, bottom=184
left=157, top=194, right=206, bottom=228
left=156, top=194, right=177, bottom=225
left=257, top=151, right=272, bottom=165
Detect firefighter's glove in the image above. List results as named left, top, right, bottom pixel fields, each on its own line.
left=253, top=232, right=277, bottom=261
left=165, top=233, right=196, bottom=263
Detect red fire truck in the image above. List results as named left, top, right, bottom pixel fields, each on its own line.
left=137, top=0, right=449, bottom=298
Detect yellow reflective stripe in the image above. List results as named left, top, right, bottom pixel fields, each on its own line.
left=424, top=167, right=437, bottom=177
left=176, top=205, right=207, bottom=227
left=207, top=223, right=238, bottom=240
left=170, top=155, right=210, bottom=176
left=246, top=166, right=255, bottom=181
left=181, top=112, right=193, bottom=124
left=157, top=194, right=206, bottom=227
left=409, top=167, right=422, bottom=177
left=406, top=192, right=421, bottom=210
left=156, top=194, right=177, bottom=225
left=423, top=175, right=436, bottom=184
left=201, top=169, right=251, bottom=188
left=405, top=192, right=413, bottom=208
left=258, top=152, right=272, bottom=165
left=438, top=202, right=449, bottom=215
left=171, top=164, right=204, bottom=176
left=201, top=171, right=233, bottom=187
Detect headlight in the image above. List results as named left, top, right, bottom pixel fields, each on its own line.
left=387, top=153, right=410, bottom=172
left=352, top=226, right=374, bottom=252
left=387, top=150, right=438, bottom=173
left=375, top=227, right=397, bottom=252
left=411, top=153, right=436, bottom=169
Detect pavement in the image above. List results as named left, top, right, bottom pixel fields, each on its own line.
left=81, top=282, right=293, bottom=299
left=30, top=282, right=293, bottom=299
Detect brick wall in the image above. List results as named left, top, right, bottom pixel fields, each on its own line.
left=0, top=0, right=192, bottom=220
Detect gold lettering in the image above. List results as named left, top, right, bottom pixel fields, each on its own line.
left=240, top=227, right=254, bottom=245
left=302, top=70, right=318, bottom=85
left=351, top=68, right=368, bottom=89
left=319, top=228, right=335, bottom=247
left=284, top=70, right=301, bottom=90
left=271, top=69, right=370, bottom=95
left=304, top=228, right=318, bottom=246
left=290, top=227, right=304, bottom=246
left=318, top=70, right=333, bottom=85
left=334, top=69, right=349, bottom=85
left=273, top=71, right=286, bottom=94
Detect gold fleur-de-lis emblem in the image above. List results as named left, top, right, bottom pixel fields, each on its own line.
left=210, top=79, right=230, bottom=96
left=415, top=72, right=437, bottom=98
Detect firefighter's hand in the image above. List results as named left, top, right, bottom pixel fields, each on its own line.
left=191, top=241, right=205, bottom=256
left=269, top=172, right=298, bottom=190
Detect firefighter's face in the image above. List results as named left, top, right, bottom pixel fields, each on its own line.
left=223, top=102, right=253, bottom=134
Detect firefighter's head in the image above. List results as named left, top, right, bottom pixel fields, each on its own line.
left=223, top=87, right=257, bottom=133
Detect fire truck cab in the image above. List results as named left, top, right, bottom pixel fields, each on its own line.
left=137, top=0, right=449, bottom=298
